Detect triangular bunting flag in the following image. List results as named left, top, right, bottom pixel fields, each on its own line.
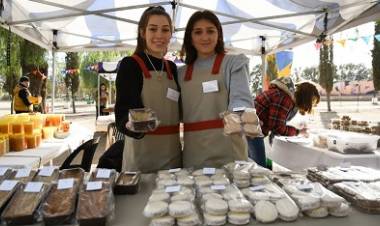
left=324, top=39, right=332, bottom=46
left=314, top=42, right=321, bottom=50
left=348, top=37, right=358, bottom=42
left=336, top=39, right=346, bottom=47
left=375, top=34, right=380, bottom=42
left=361, top=36, right=370, bottom=44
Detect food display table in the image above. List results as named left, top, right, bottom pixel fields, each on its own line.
left=111, top=174, right=380, bottom=226
left=0, top=123, right=92, bottom=168
left=268, top=136, right=380, bottom=171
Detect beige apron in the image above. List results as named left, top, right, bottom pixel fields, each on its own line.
left=122, top=55, right=181, bottom=173
left=181, top=54, right=247, bottom=169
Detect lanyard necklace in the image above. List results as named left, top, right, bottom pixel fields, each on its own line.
left=145, top=51, right=164, bottom=80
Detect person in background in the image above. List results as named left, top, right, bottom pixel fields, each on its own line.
left=179, top=10, right=253, bottom=168
left=96, top=83, right=109, bottom=118
left=248, top=77, right=320, bottom=167
left=114, top=6, right=181, bottom=173
left=13, top=76, right=41, bottom=114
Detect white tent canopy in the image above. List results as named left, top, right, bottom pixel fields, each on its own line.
left=1, top=0, right=380, bottom=55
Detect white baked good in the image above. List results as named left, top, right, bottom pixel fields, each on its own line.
left=228, top=212, right=251, bottom=225
left=149, top=192, right=171, bottom=202
left=228, top=199, right=253, bottom=212
left=169, top=201, right=195, bottom=218
left=234, top=179, right=250, bottom=188
left=202, top=193, right=223, bottom=201
left=204, top=213, right=226, bottom=225
left=233, top=171, right=250, bottom=180
left=171, top=193, right=194, bottom=202
left=157, top=179, right=177, bottom=188
left=305, top=207, right=329, bottom=218
left=292, top=194, right=320, bottom=211
left=250, top=176, right=270, bottom=186
left=213, top=177, right=230, bottom=186
left=177, top=214, right=201, bottom=226
left=275, top=198, right=299, bottom=221
left=198, top=186, right=214, bottom=195
left=150, top=215, right=175, bottom=226
left=254, top=200, right=278, bottom=223
left=329, top=202, right=350, bottom=217
left=223, top=113, right=241, bottom=135
left=144, top=201, right=169, bottom=218
left=205, top=198, right=228, bottom=215
left=241, top=108, right=258, bottom=124
left=177, top=176, right=194, bottom=186
left=196, top=179, right=213, bottom=187
left=223, top=191, right=245, bottom=201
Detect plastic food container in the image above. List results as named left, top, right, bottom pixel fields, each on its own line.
left=326, top=134, right=378, bottom=154
left=128, top=108, right=158, bottom=132
left=114, top=171, right=140, bottom=195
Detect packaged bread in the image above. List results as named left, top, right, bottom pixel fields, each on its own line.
left=59, top=168, right=85, bottom=185
left=0, top=180, right=21, bottom=214
left=89, top=168, right=117, bottom=187
left=77, top=182, right=114, bottom=226
left=2, top=182, right=49, bottom=225
left=42, top=179, right=79, bottom=225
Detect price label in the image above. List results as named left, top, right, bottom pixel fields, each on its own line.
left=233, top=107, right=246, bottom=112
left=250, top=185, right=265, bottom=192
left=0, top=180, right=18, bottom=191
left=15, top=168, right=31, bottom=178
left=168, top=168, right=181, bottom=173
left=86, top=181, right=103, bottom=191
left=0, top=167, right=8, bottom=176
left=24, top=182, right=43, bottom=193
left=203, top=168, right=216, bottom=175
left=165, top=185, right=181, bottom=193
left=38, top=167, right=55, bottom=177
left=57, top=179, right=74, bottom=190
left=211, top=185, right=226, bottom=191
left=96, top=169, right=111, bottom=179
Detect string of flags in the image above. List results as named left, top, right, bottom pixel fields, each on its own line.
left=314, top=33, right=380, bottom=50
left=61, top=68, right=80, bottom=75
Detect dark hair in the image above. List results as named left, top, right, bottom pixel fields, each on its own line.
left=134, top=6, right=172, bottom=54
left=181, top=10, right=225, bottom=65
left=294, top=82, right=320, bottom=115
left=19, top=76, right=30, bottom=83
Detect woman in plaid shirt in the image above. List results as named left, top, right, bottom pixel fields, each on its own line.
left=249, top=77, right=320, bottom=168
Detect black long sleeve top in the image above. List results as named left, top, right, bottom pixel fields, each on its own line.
left=18, top=83, right=33, bottom=106
left=115, top=52, right=180, bottom=139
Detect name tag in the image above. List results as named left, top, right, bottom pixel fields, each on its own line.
left=202, top=80, right=219, bottom=93
left=166, top=88, right=180, bottom=102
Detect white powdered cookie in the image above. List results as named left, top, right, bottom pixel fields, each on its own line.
left=228, top=199, right=253, bottom=213
left=191, top=169, right=204, bottom=176
left=177, top=177, right=194, bottom=186
left=205, top=198, right=228, bottom=215
left=329, top=202, right=350, bottom=217
left=228, top=212, right=251, bottom=225
left=149, top=192, right=170, bottom=202
left=254, top=200, right=278, bottom=223
left=213, top=178, right=230, bottom=186
left=198, top=186, right=214, bottom=195
left=305, top=207, right=329, bottom=218
left=144, top=201, right=169, bottom=218
left=157, top=179, right=177, bottom=188
left=202, top=193, right=223, bottom=202
left=233, top=171, right=250, bottom=180
left=150, top=215, right=175, bottom=226
left=241, top=108, right=258, bottom=123
left=177, top=214, right=201, bottom=226
left=204, top=213, right=226, bottom=225
left=171, top=193, right=194, bottom=202
left=196, top=179, right=213, bottom=187
left=169, top=201, right=195, bottom=218
left=275, top=198, right=299, bottom=221
left=292, top=194, right=320, bottom=211
left=234, top=179, right=250, bottom=188
left=224, top=113, right=241, bottom=135
left=250, top=176, right=270, bottom=185
left=223, top=191, right=245, bottom=201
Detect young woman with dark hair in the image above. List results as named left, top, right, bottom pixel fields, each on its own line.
left=248, top=77, right=320, bottom=167
left=114, top=6, right=181, bottom=173
left=179, top=10, right=253, bottom=168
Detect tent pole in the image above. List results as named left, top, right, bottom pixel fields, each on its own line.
left=98, top=73, right=100, bottom=118
left=109, top=82, right=112, bottom=105
left=51, top=49, right=56, bottom=113
left=260, top=36, right=267, bottom=92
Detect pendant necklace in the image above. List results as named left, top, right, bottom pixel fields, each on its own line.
left=145, top=51, right=164, bottom=81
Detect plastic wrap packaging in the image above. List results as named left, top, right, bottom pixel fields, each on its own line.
left=312, top=134, right=328, bottom=148
left=77, top=182, right=115, bottom=226
left=0, top=168, right=13, bottom=181
left=144, top=180, right=201, bottom=226
left=333, top=181, right=380, bottom=213
left=221, top=108, right=263, bottom=138
left=0, top=180, right=21, bottom=214
left=191, top=168, right=230, bottom=190
left=59, top=168, right=85, bottom=185
left=326, top=134, right=378, bottom=154
left=8, top=168, right=37, bottom=184
left=42, top=179, right=80, bottom=225
left=241, top=181, right=299, bottom=223
left=89, top=168, right=117, bottom=187
left=114, top=171, right=141, bottom=195
left=33, top=166, right=59, bottom=184
left=271, top=172, right=349, bottom=218
left=1, top=182, right=50, bottom=225
left=307, top=166, right=380, bottom=186
left=156, top=168, right=194, bottom=189
left=128, top=108, right=159, bottom=132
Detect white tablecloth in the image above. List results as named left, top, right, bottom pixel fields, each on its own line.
left=96, top=114, right=115, bottom=132
left=1, top=123, right=93, bottom=168
left=268, top=136, right=380, bottom=171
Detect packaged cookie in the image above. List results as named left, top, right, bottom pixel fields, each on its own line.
left=114, top=171, right=140, bottom=195
left=59, top=168, right=85, bottom=185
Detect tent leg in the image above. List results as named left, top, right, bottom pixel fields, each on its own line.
left=51, top=50, right=56, bottom=113
left=261, top=54, right=266, bottom=92
left=97, top=74, right=100, bottom=118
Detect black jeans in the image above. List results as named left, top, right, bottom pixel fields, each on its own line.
left=247, top=136, right=266, bottom=167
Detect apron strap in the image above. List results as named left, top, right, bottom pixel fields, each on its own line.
left=164, top=60, right=174, bottom=80
left=184, top=53, right=225, bottom=81
left=147, top=124, right=180, bottom=135
left=183, top=119, right=224, bottom=132
left=131, top=54, right=151, bottom=79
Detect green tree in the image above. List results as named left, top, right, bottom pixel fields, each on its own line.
left=319, top=39, right=335, bottom=112
left=65, top=52, right=80, bottom=113
left=249, top=64, right=262, bottom=96
left=300, top=67, right=319, bottom=83
left=372, top=21, right=380, bottom=98
left=337, top=63, right=370, bottom=81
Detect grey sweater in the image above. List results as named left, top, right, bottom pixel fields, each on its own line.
left=178, top=53, right=253, bottom=110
